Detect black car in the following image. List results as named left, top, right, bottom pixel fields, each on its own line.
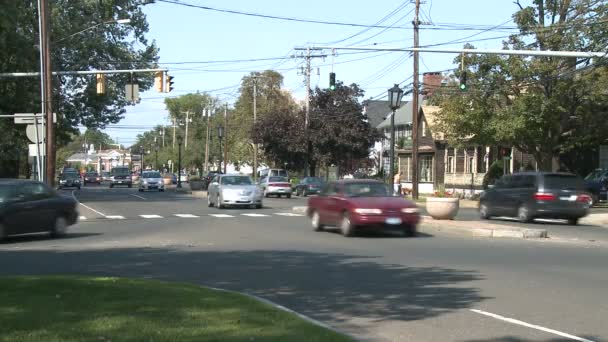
left=84, top=172, right=101, bottom=185
left=0, top=179, right=79, bottom=240
left=58, top=172, right=81, bottom=190
left=479, top=172, right=591, bottom=225
left=584, top=169, right=608, bottom=206
left=203, top=171, right=222, bottom=190
left=295, top=177, right=325, bottom=196
left=110, top=166, right=132, bottom=188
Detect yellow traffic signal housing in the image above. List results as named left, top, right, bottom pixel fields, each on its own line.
left=164, top=72, right=174, bottom=93
left=154, top=72, right=164, bottom=92
left=96, top=73, right=106, bottom=94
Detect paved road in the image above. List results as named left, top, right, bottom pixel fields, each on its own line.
left=1, top=186, right=607, bottom=341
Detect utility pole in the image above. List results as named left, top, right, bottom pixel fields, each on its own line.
left=172, top=117, right=176, bottom=149
left=411, top=0, right=421, bottom=200
left=41, top=0, right=55, bottom=186
left=204, top=103, right=213, bottom=173
left=224, top=103, right=228, bottom=174
left=253, top=78, right=258, bottom=180
left=184, top=111, right=190, bottom=149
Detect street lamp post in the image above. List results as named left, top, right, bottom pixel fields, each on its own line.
left=217, top=125, right=224, bottom=174
left=387, top=84, right=404, bottom=195
left=155, top=146, right=159, bottom=171
left=139, top=148, right=145, bottom=172
left=177, top=136, right=183, bottom=188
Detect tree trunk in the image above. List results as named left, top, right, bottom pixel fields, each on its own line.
left=309, top=160, right=316, bottom=177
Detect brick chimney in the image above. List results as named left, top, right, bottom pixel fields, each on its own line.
left=422, top=72, right=442, bottom=99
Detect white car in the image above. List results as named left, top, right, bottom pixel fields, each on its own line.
left=207, top=174, right=263, bottom=209
left=139, top=171, right=165, bottom=192
left=260, top=176, right=293, bottom=198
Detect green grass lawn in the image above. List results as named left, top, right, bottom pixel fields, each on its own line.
left=0, top=276, right=351, bottom=342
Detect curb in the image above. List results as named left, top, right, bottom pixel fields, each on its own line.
left=420, top=216, right=548, bottom=239
left=206, top=286, right=355, bottom=340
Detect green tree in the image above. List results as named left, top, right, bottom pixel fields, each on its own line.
left=0, top=0, right=158, bottom=177
left=434, top=0, right=608, bottom=172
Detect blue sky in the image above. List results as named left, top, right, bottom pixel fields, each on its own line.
left=107, top=0, right=521, bottom=146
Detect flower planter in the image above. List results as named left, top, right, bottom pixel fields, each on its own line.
left=189, top=180, right=205, bottom=191
left=426, top=197, right=460, bottom=220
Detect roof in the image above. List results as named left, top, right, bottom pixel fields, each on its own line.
left=363, top=101, right=392, bottom=128
left=376, top=96, right=425, bottom=129
left=420, top=105, right=445, bottom=140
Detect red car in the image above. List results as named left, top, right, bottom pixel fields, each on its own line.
left=307, top=179, right=420, bottom=237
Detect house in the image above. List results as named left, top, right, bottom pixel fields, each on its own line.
left=66, top=145, right=133, bottom=173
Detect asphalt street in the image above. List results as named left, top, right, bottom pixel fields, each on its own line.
left=1, top=185, right=607, bottom=341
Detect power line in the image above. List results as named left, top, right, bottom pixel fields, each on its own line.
left=157, top=0, right=409, bottom=29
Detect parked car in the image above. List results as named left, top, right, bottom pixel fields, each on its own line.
left=260, top=176, right=292, bottom=198
left=295, top=177, right=325, bottom=196
left=101, top=171, right=112, bottom=182
left=58, top=172, right=81, bottom=190
left=203, top=171, right=222, bottom=190
left=109, top=166, right=132, bottom=188
left=479, top=172, right=591, bottom=225
left=207, top=174, right=263, bottom=209
left=584, top=169, right=608, bottom=206
left=307, top=179, right=420, bottom=237
left=0, top=179, right=78, bottom=240
left=179, top=172, right=189, bottom=183
left=84, top=172, right=101, bottom=185
left=139, top=171, right=165, bottom=192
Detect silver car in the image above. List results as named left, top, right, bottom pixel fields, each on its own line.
left=139, top=171, right=165, bottom=192
left=207, top=174, right=263, bottom=209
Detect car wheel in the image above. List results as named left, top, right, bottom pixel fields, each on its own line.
left=264, top=191, right=269, bottom=198
left=286, top=194, right=291, bottom=199
left=479, top=203, right=492, bottom=220
left=51, top=216, right=68, bottom=238
left=340, top=212, right=356, bottom=237
left=517, top=204, right=533, bottom=223
left=590, top=195, right=598, bottom=207
left=311, top=211, right=324, bottom=231
left=296, top=188, right=301, bottom=196
left=568, top=218, right=579, bottom=225
left=303, top=189, right=308, bottom=197
left=216, top=195, right=223, bottom=209
left=403, top=224, right=416, bottom=237
left=207, top=193, right=213, bottom=207
left=138, top=188, right=144, bottom=192
left=256, top=204, right=262, bottom=209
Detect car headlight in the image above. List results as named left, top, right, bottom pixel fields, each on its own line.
left=401, top=207, right=419, bottom=214
left=354, top=208, right=382, bottom=215
left=60, top=180, right=66, bottom=184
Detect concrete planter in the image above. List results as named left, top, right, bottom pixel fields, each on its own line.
left=426, top=197, right=460, bottom=220
left=190, top=180, right=205, bottom=191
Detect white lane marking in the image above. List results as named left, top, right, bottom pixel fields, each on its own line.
left=130, top=194, right=147, bottom=200
left=72, top=190, right=107, bottom=217
left=140, top=215, right=163, bottom=219
left=470, top=309, right=596, bottom=342
left=79, top=216, right=87, bottom=221
left=241, top=213, right=270, bottom=217
left=209, top=214, right=235, bottom=218
left=274, top=213, right=304, bottom=217
left=106, top=215, right=126, bottom=220
left=174, top=214, right=200, bottom=218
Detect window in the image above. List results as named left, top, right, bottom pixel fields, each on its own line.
left=446, top=156, right=454, bottom=173
left=400, top=156, right=412, bottom=182
left=344, top=182, right=389, bottom=197
left=420, top=155, right=433, bottom=182
left=466, top=155, right=474, bottom=173
left=325, top=183, right=339, bottom=196
left=221, top=176, right=253, bottom=185
left=20, top=182, right=53, bottom=201
left=422, top=121, right=427, bottom=137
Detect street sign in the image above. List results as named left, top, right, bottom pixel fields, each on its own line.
left=14, top=113, right=56, bottom=124
left=29, top=143, right=45, bottom=157
left=125, top=84, right=140, bottom=103
left=26, top=124, right=44, bottom=143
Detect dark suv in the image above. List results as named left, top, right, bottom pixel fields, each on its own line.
left=479, top=172, right=591, bottom=225
left=109, top=167, right=132, bottom=188
left=584, top=169, right=608, bottom=206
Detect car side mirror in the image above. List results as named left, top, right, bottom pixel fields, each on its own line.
left=487, top=184, right=495, bottom=189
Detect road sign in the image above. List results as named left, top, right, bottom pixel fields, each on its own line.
left=26, top=124, right=44, bottom=143
left=14, top=113, right=56, bottom=124
left=29, top=143, right=45, bottom=157
left=126, top=84, right=140, bottom=103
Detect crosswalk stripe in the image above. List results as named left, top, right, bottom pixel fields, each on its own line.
left=274, top=213, right=304, bottom=217
left=140, top=215, right=163, bottom=219
left=174, top=214, right=200, bottom=218
left=241, top=213, right=270, bottom=217
left=106, top=215, right=126, bottom=220
left=79, top=216, right=87, bottom=220
left=209, top=214, right=235, bottom=218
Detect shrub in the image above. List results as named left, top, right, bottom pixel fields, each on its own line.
left=482, top=160, right=504, bottom=189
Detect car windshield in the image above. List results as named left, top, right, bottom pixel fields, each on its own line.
left=102, top=172, right=110, bottom=176
left=86, top=173, right=98, bottom=177
left=306, top=177, right=324, bottom=184
left=344, top=182, right=390, bottom=197
left=62, top=172, right=79, bottom=180
left=544, top=174, right=584, bottom=190
left=143, top=172, right=161, bottom=178
left=269, top=170, right=288, bottom=177
left=0, top=184, right=14, bottom=203
left=112, top=168, right=130, bottom=176
left=269, top=176, right=287, bottom=182
left=584, top=170, right=605, bottom=181
left=221, top=176, right=253, bottom=185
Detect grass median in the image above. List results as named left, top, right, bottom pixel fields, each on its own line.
left=0, top=275, right=351, bottom=342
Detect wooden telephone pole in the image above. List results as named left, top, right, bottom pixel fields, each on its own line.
left=411, top=0, right=421, bottom=200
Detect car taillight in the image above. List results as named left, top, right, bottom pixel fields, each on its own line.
left=269, top=183, right=279, bottom=187
left=534, top=192, right=556, bottom=201
left=577, top=194, right=592, bottom=203
left=96, top=177, right=100, bottom=181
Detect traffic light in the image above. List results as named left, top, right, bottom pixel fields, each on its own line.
left=154, top=72, right=163, bottom=92
left=459, top=71, right=467, bottom=91
left=96, top=73, right=106, bottom=94
left=164, top=72, right=174, bottom=93
left=329, top=72, right=336, bottom=90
